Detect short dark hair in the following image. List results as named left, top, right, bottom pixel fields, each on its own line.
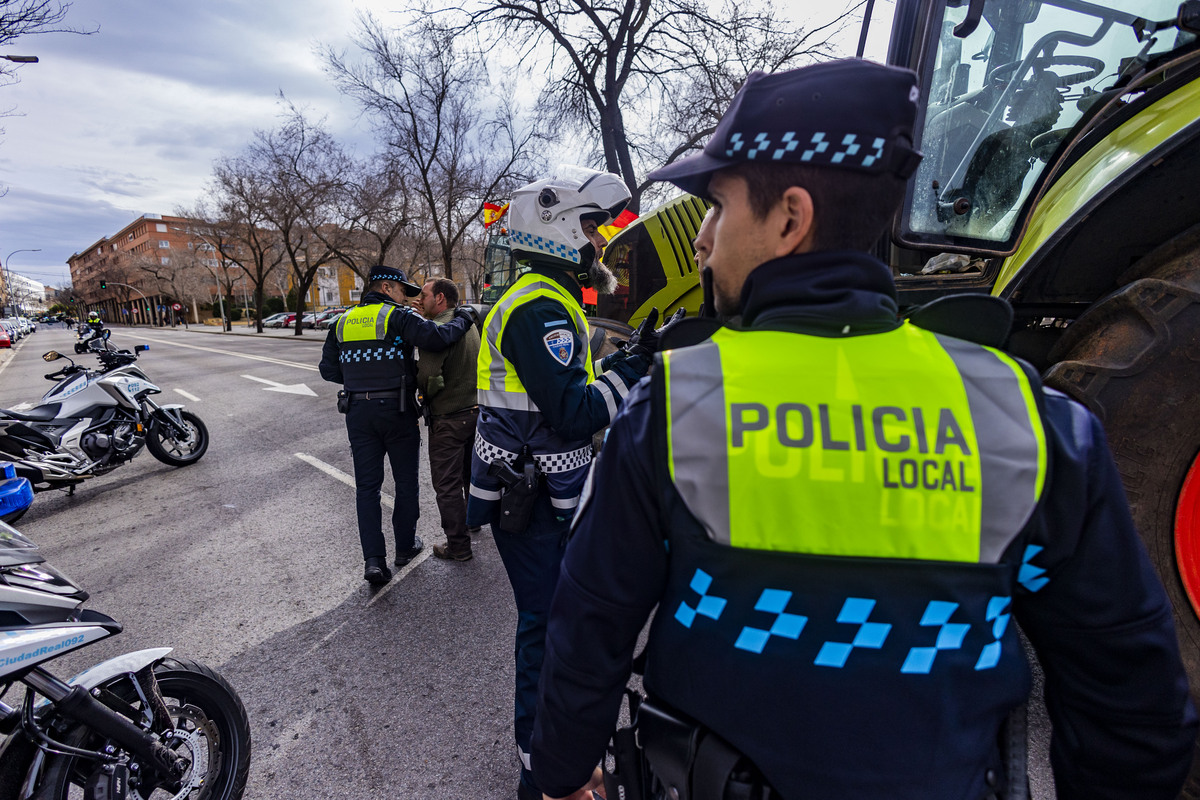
left=427, top=278, right=459, bottom=308
left=726, top=162, right=907, bottom=252
left=366, top=279, right=389, bottom=294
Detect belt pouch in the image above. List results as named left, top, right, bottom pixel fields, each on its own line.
left=337, top=390, right=350, bottom=414
left=639, top=700, right=702, bottom=800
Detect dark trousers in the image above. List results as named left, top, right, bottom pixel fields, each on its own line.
left=491, top=493, right=572, bottom=788
left=345, top=397, right=420, bottom=560
left=428, top=407, right=477, bottom=553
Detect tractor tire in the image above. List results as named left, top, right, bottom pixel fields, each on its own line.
left=1043, top=230, right=1200, bottom=796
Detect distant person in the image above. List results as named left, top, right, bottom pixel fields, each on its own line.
left=415, top=278, right=481, bottom=562
left=318, top=265, right=479, bottom=586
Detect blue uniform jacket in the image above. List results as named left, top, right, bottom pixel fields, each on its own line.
left=466, top=265, right=647, bottom=525
left=318, top=291, right=473, bottom=392
left=531, top=252, right=1198, bottom=799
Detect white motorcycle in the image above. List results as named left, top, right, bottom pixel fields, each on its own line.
left=0, top=341, right=208, bottom=492
left=0, top=465, right=251, bottom=799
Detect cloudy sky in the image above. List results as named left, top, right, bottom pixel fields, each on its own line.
left=0, top=0, right=890, bottom=289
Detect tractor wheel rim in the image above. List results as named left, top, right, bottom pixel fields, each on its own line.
left=1174, top=450, right=1200, bottom=618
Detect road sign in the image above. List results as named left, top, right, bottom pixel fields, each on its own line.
left=172, top=303, right=183, bottom=311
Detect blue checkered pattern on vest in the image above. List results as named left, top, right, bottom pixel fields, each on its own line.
left=340, top=346, right=401, bottom=363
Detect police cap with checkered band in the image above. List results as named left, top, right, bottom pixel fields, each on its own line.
left=368, top=265, right=421, bottom=297
left=648, top=59, right=923, bottom=196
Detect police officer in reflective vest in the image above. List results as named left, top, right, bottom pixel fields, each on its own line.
left=466, top=166, right=657, bottom=800
left=530, top=61, right=1197, bottom=800
left=319, top=265, right=477, bottom=586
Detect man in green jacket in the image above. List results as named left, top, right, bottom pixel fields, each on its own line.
left=416, top=278, right=482, bottom=561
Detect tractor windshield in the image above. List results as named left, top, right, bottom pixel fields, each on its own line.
left=903, top=0, right=1194, bottom=250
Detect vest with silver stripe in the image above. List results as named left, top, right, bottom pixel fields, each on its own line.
left=334, top=302, right=409, bottom=392
left=468, top=275, right=596, bottom=519
left=640, top=325, right=1050, bottom=797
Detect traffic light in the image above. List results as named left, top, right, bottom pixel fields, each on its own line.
left=99, top=280, right=107, bottom=289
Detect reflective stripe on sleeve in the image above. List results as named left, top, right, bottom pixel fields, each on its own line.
left=594, top=376, right=620, bottom=422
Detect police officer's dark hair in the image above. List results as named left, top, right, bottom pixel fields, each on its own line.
left=366, top=279, right=390, bottom=294
left=427, top=278, right=458, bottom=308
left=730, top=162, right=907, bottom=252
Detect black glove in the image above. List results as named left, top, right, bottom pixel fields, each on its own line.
left=455, top=305, right=482, bottom=330
left=621, top=307, right=686, bottom=358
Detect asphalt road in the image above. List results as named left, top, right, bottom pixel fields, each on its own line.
left=0, top=325, right=1057, bottom=799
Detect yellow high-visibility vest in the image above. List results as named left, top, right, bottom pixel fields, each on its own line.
left=662, top=324, right=1047, bottom=563
left=476, top=273, right=595, bottom=413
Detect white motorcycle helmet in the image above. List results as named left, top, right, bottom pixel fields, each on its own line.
left=508, top=165, right=631, bottom=287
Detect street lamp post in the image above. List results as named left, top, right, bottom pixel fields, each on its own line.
left=4, top=249, right=42, bottom=317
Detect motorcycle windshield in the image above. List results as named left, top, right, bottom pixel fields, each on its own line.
left=0, top=520, right=42, bottom=565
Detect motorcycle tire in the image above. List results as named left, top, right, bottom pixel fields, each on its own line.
left=34, top=657, right=251, bottom=800
left=145, top=410, right=209, bottom=467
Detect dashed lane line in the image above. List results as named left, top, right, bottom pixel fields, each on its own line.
left=293, top=452, right=442, bottom=606
left=176, top=389, right=201, bottom=402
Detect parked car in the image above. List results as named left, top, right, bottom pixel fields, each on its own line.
left=309, top=308, right=345, bottom=329
left=0, top=328, right=10, bottom=348
left=261, top=313, right=293, bottom=328
left=0, top=320, right=20, bottom=342
left=315, top=310, right=346, bottom=330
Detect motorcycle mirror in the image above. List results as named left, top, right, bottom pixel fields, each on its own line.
left=42, top=351, right=61, bottom=362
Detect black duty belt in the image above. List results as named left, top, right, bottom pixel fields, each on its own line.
left=348, top=390, right=402, bottom=400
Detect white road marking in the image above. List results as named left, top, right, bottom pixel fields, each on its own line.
left=241, top=374, right=318, bottom=396
left=9, top=402, right=32, bottom=412
left=176, top=389, right=201, bottom=402
left=122, top=334, right=320, bottom=372
left=293, top=452, right=442, bottom=604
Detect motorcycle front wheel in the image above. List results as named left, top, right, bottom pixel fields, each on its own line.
left=35, top=657, right=251, bottom=800
left=146, top=411, right=209, bottom=467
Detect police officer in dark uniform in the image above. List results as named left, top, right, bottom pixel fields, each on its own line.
left=530, top=61, right=1197, bottom=799
left=466, top=166, right=661, bottom=800
left=319, top=265, right=477, bottom=586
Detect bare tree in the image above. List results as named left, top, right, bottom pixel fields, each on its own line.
left=439, top=0, right=860, bottom=210
left=186, top=173, right=286, bottom=332
left=128, top=249, right=212, bottom=327
left=324, top=15, right=540, bottom=280
left=315, top=154, right=417, bottom=282
left=243, top=106, right=351, bottom=336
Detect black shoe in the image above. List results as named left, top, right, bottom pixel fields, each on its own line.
left=394, top=535, right=424, bottom=567
left=516, top=779, right=540, bottom=800
left=467, top=525, right=482, bottom=535
left=433, top=543, right=473, bottom=561
left=363, top=557, right=392, bottom=586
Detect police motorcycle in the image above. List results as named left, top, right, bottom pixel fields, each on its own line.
left=0, top=464, right=251, bottom=800
left=0, top=337, right=209, bottom=492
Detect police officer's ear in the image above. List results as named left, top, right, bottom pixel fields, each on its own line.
left=776, top=186, right=816, bottom=257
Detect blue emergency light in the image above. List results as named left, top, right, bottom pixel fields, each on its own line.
left=0, top=461, right=34, bottom=522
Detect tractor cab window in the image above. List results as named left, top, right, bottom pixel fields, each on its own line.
left=902, top=0, right=1192, bottom=252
